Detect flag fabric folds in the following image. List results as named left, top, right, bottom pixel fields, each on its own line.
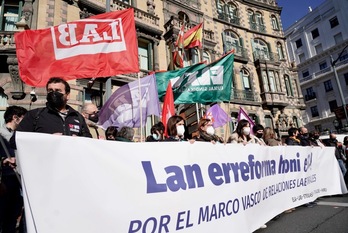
left=161, top=81, right=175, bottom=137
left=204, top=104, right=231, bottom=128
left=173, top=23, right=185, bottom=68
left=183, top=22, right=203, bottom=49
left=156, top=52, right=234, bottom=104
left=15, top=8, right=139, bottom=87
left=98, top=74, right=160, bottom=130
left=238, top=106, right=255, bottom=131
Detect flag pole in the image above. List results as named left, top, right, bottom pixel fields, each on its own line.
left=138, top=72, right=143, bottom=142
left=224, top=102, right=231, bottom=143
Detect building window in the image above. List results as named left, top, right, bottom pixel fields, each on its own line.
left=253, top=38, right=269, bottom=59
left=339, top=51, right=348, bottom=62
left=271, top=15, right=279, bottom=30
left=0, top=0, right=23, bottom=31
left=216, top=0, right=239, bottom=24
left=345, top=73, right=348, bottom=85
left=295, top=39, right=302, bottom=49
left=324, top=80, right=333, bottom=92
left=310, top=106, right=319, bottom=117
left=314, top=44, right=323, bottom=55
left=302, top=70, right=309, bottom=78
left=298, top=53, right=305, bottom=63
left=240, top=69, right=251, bottom=90
left=305, top=87, right=315, bottom=101
left=311, top=28, right=319, bottom=39
left=262, top=70, right=269, bottom=92
left=224, top=30, right=241, bottom=55
left=284, top=75, right=293, bottom=96
left=275, top=71, right=281, bottom=92
left=334, top=33, right=343, bottom=44
left=265, top=115, right=273, bottom=128
left=292, top=116, right=299, bottom=128
left=202, top=51, right=211, bottom=63
left=319, top=61, right=327, bottom=70
left=306, top=87, right=314, bottom=96
left=268, top=71, right=276, bottom=92
left=329, top=16, right=339, bottom=28
left=329, top=100, right=338, bottom=113
left=277, top=42, right=284, bottom=60
left=138, top=39, right=153, bottom=71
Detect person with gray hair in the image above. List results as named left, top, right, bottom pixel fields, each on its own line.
left=115, top=126, right=134, bottom=142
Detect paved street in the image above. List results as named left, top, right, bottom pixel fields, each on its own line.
left=255, top=194, right=348, bottom=233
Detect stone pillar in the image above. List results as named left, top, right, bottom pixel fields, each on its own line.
left=7, top=56, right=26, bottom=100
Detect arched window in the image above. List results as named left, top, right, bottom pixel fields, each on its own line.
left=225, top=30, right=240, bottom=54
left=268, top=71, right=276, bottom=92
left=216, top=0, right=226, bottom=20
left=178, top=12, right=190, bottom=24
left=247, top=9, right=255, bottom=23
left=271, top=15, right=279, bottom=30
left=275, top=71, right=281, bottom=92
left=253, top=38, right=269, bottom=59
left=255, top=11, right=264, bottom=25
left=203, top=51, right=211, bottom=63
left=240, top=69, right=251, bottom=90
left=261, top=70, right=269, bottom=92
left=277, top=42, right=284, bottom=60
left=227, top=2, right=237, bottom=19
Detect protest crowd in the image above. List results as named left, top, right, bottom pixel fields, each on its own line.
left=0, top=77, right=347, bottom=233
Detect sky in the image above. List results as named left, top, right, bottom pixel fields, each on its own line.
left=278, top=0, right=326, bottom=30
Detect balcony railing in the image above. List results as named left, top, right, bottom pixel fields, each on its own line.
left=253, top=50, right=280, bottom=63
left=224, top=44, right=248, bottom=59
left=231, top=89, right=257, bottom=102
left=0, top=31, right=16, bottom=50
left=305, top=93, right=316, bottom=101
left=250, top=22, right=266, bottom=33
left=217, top=13, right=241, bottom=26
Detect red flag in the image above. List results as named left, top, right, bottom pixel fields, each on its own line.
left=15, top=8, right=139, bottom=87
left=183, top=22, right=203, bottom=49
left=161, top=81, right=175, bottom=137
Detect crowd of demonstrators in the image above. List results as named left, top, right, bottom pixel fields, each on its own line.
left=308, top=131, right=325, bottom=147
left=263, top=127, right=282, bottom=146
left=227, top=119, right=256, bottom=144
left=193, top=118, right=224, bottom=143
left=298, top=126, right=311, bottom=146
left=324, top=133, right=347, bottom=177
left=81, top=103, right=105, bottom=139
left=146, top=122, right=165, bottom=142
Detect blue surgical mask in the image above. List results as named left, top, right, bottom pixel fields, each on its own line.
left=152, top=133, right=159, bottom=140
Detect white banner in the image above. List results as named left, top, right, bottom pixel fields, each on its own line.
left=16, top=132, right=347, bottom=233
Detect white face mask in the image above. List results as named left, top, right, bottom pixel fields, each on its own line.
left=243, top=127, right=251, bottom=135
left=206, top=126, right=215, bottom=135
left=177, top=125, right=185, bottom=136
left=152, top=133, right=159, bottom=140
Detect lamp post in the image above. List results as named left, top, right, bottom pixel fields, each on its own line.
left=331, top=44, right=348, bottom=125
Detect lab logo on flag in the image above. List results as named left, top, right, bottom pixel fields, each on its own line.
left=52, top=19, right=126, bottom=60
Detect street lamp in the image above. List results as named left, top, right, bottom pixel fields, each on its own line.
left=331, top=44, right=348, bottom=125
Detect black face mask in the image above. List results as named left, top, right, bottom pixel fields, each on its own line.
left=88, top=114, right=99, bottom=123
left=313, top=135, right=320, bottom=140
left=256, top=133, right=263, bottom=139
left=47, top=91, right=65, bottom=110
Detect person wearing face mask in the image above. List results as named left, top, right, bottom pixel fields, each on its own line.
left=164, top=115, right=187, bottom=141
left=298, top=126, right=311, bottom=146
left=193, top=118, right=224, bottom=143
left=146, top=123, right=164, bottom=142
left=227, top=119, right=256, bottom=144
left=0, top=106, right=27, bottom=142
left=252, top=124, right=266, bottom=146
left=81, top=103, right=105, bottom=139
left=308, top=131, right=325, bottom=147
left=10, top=77, right=91, bottom=148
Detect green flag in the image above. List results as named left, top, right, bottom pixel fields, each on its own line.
left=155, top=52, right=234, bottom=104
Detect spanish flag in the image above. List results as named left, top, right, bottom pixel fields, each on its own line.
left=183, top=22, right=203, bottom=49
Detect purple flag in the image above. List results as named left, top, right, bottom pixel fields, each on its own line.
left=205, top=104, right=231, bottom=128
left=237, top=107, right=255, bottom=133
left=98, top=74, right=161, bottom=129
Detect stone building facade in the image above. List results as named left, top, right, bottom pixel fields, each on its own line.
left=0, top=0, right=305, bottom=138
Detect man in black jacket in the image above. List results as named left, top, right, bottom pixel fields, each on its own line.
left=11, top=77, right=91, bottom=147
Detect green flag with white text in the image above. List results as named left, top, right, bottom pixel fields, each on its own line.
left=156, top=52, right=234, bottom=104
